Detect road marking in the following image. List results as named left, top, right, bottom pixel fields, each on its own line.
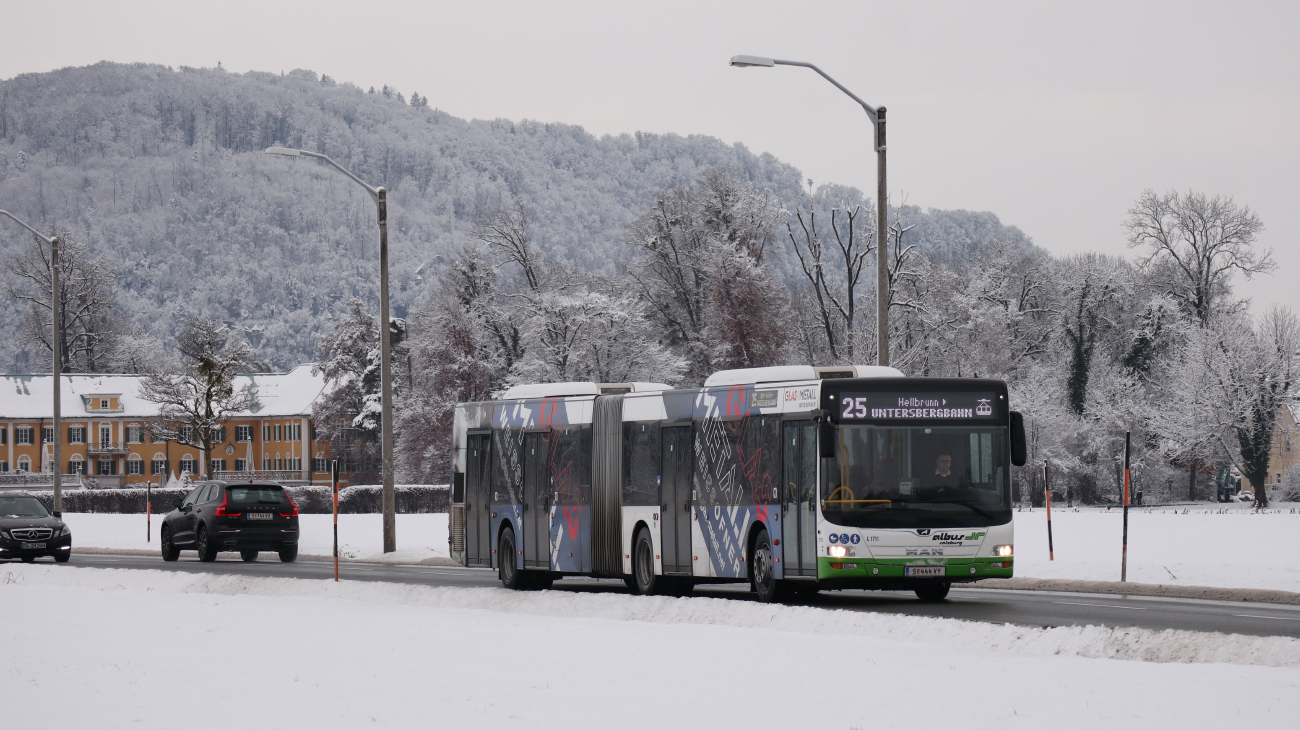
left=1053, top=601, right=1147, bottom=610
left=1233, top=614, right=1300, bottom=621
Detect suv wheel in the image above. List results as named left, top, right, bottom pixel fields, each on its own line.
left=161, top=527, right=180, bottom=561
left=240, top=550, right=259, bottom=562
left=278, top=545, right=298, bottom=563
left=196, top=527, right=218, bottom=562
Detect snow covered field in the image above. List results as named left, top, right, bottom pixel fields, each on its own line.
left=2, top=564, right=1298, bottom=729
left=1013, top=502, right=1300, bottom=592
left=63, top=512, right=450, bottom=563
left=62, top=503, right=1300, bottom=592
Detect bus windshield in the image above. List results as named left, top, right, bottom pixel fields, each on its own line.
left=822, top=425, right=1011, bottom=529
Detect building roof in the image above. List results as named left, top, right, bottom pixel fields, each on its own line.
left=0, top=364, right=326, bottom=420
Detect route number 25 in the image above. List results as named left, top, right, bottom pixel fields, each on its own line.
left=841, top=397, right=868, bottom=419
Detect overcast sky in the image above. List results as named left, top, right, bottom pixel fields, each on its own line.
left=3, top=0, right=1297, bottom=311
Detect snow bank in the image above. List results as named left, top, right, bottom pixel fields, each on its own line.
left=9, top=565, right=1300, bottom=669
left=2, top=564, right=1299, bottom=729
left=62, top=512, right=449, bottom=562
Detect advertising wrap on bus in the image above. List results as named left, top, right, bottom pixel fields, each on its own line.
left=449, top=370, right=1023, bottom=603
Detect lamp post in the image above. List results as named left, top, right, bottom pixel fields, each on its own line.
left=0, top=211, right=62, bottom=514
left=263, top=148, right=396, bottom=553
left=729, top=55, right=890, bottom=366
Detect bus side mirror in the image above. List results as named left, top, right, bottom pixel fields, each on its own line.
left=1010, top=411, right=1027, bottom=466
left=819, top=421, right=837, bottom=459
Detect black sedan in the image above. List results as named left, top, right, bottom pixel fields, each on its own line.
left=0, top=493, right=72, bottom=563
left=160, top=481, right=300, bottom=563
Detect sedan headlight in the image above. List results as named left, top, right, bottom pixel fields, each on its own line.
left=60, top=525, right=72, bottom=537
left=0, top=530, right=8, bottom=539
left=993, top=544, right=1013, bottom=558
left=827, top=545, right=855, bottom=558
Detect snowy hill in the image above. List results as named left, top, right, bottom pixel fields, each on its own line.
left=0, top=62, right=1032, bottom=370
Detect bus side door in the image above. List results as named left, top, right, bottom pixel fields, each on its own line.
left=782, top=420, right=818, bottom=577
left=660, top=425, right=693, bottom=576
left=523, top=432, right=549, bottom=570
left=465, top=433, right=492, bottom=567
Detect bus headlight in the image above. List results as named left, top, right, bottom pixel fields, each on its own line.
left=993, top=544, right=1013, bottom=558
left=827, top=545, right=855, bottom=558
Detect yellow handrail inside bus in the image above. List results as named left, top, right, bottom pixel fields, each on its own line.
left=825, top=486, right=889, bottom=506
left=824, top=499, right=893, bottom=505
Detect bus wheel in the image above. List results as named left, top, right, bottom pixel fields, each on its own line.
left=915, top=582, right=951, bottom=601
left=631, top=528, right=657, bottom=595
left=751, top=529, right=778, bottom=603
left=499, top=527, right=523, bottom=590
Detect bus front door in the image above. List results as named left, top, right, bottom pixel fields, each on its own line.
left=466, top=433, right=492, bottom=567
left=523, top=432, right=549, bottom=570
left=782, top=421, right=818, bottom=577
left=660, top=426, right=693, bottom=575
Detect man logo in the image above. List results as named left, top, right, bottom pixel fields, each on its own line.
left=916, top=528, right=931, bottom=536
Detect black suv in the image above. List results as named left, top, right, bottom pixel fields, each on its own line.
left=161, top=481, right=299, bottom=562
left=0, top=493, right=72, bottom=563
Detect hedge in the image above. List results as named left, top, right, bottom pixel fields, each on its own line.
left=24, top=484, right=448, bottom=514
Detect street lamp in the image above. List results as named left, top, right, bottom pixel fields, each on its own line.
left=264, top=147, right=397, bottom=553
left=729, top=55, right=891, bottom=366
left=0, top=210, right=63, bottom=514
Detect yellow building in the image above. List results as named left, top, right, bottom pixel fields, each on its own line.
left=0, top=365, right=350, bottom=488
left=1267, top=401, right=1300, bottom=493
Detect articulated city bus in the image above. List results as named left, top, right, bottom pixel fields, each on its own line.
left=448, top=365, right=1027, bottom=602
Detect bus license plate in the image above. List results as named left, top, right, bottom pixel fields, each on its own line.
left=906, top=566, right=945, bottom=577
left=21, top=542, right=47, bottom=550
left=247, top=513, right=273, bottom=521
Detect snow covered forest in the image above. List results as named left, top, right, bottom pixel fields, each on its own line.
left=2, top=63, right=1291, bottom=505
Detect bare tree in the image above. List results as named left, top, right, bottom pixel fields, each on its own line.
left=140, top=318, right=259, bottom=477
left=474, top=199, right=541, bottom=293
left=1126, top=189, right=1271, bottom=326
left=626, top=169, right=780, bottom=384
left=1155, top=307, right=1299, bottom=508
left=6, top=226, right=117, bottom=372
left=785, top=200, right=875, bottom=362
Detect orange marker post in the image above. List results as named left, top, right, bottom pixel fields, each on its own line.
left=332, top=458, right=340, bottom=582
left=1043, top=460, right=1054, bottom=561
left=1122, top=431, right=1131, bottom=582
left=147, top=481, right=152, bottom=543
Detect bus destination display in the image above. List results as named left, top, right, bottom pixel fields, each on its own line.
left=837, top=392, right=998, bottom=421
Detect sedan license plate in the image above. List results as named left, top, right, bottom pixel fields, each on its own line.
left=247, top=513, right=273, bottom=521
left=21, top=542, right=47, bottom=550
left=905, top=566, right=945, bottom=577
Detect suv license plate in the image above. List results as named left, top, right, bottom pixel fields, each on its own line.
left=21, top=542, right=47, bottom=550
left=905, top=566, right=945, bottom=577
left=247, top=513, right=273, bottom=521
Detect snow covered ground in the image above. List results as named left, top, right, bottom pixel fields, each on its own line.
left=63, top=502, right=1300, bottom=592
left=2, top=564, right=1298, bottom=729
left=63, top=512, right=450, bottom=563
left=1013, top=502, right=1300, bottom=592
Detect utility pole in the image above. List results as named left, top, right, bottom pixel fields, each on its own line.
left=264, top=148, right=397, bottom=552
left=1, top=211, right=62, bottom=513
left=729, top=55, right=890, bottom=365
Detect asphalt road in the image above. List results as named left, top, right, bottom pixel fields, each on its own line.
left=34, top=552, right=1300, bottom=639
